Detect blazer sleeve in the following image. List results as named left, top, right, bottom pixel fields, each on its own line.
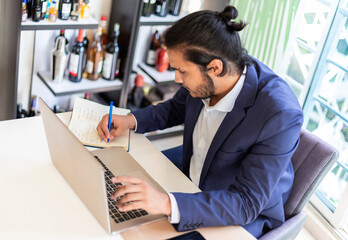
left=132, top=87, right=188, bottom=133
left=172, top=109, right=303, bottom=231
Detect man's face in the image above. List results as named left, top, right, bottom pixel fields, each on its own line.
left=167, top=49, right=216, bottom=99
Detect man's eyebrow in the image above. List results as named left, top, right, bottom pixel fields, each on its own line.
left=170, top=66, right=181, bottom=71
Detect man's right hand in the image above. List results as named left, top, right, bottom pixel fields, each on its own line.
left=96, top=114, right=136, bottom=142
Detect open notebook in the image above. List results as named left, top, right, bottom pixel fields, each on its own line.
left=68, top=98, right=130, bottom=150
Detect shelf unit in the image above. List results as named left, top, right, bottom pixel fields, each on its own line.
left=138, top=62, right=175, bottom=83
left=21, top=18, right=98, bottom=31
left=37, top=71, right=123, bottom=96
left=19, top=16, right=105, bottom=111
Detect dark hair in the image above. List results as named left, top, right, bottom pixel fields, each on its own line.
left=164, top=6, right=252, bottom=76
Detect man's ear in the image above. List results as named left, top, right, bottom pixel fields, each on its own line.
left=207, top=59, right=223, bottom=76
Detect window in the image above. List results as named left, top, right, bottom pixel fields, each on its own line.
left=281, top=0, right=348, bottom=235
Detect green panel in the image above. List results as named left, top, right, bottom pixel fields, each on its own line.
left=229, top=0, right=300, bottom=69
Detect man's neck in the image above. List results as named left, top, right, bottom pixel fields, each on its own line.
left=209, top=73, right=241, bottom=106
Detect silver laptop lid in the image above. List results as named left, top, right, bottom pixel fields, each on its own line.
left=39, top=98, right=111, bottom=233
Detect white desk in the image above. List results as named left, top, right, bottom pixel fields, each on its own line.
left=0, top=114, right=255, bottom=240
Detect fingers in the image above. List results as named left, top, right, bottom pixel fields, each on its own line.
left=117, top=201, right=144, bottom=212
left=111, top=184, right=144, bottom=200
left=97, top=114, right=111, bottom=141
left=112, top=176, right=144, bottom=185
left=116, top=192, right=144, bottom=205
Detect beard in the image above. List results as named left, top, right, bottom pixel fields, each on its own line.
left=188, top=70, right=215, bottom=99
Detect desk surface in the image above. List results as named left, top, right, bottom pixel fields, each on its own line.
left=0, top=113, right=255, bottom=240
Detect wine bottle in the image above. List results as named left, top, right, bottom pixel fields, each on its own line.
left=70, top=0, right=79, bottom=21
left=59, top=0, right=71, bottom=20
left=55, top=29, right=69, bottom=46
left=82, top=31, right=89, bottom=74
left=86, top=27, right=104, bottom=80
left=142, top=0, right=156, bottom=17
left=102, top=23, right=120, bottom=81
left=154, top=0, right=169, bottom=17
left=69, top=29, right=85, bottom=82
left=146, top=30, right=161, bottom=66
left=132, top=74, right=145, bottom=108
left=169, top=0, right=182, bottom=16
left=41, top=0, right=47, bottom=20
left=27, top=0, right=33, bottom=18
left=32, top=0, right=41, bottom=22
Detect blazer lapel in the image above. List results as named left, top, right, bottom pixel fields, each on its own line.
left=199, top=64, right=259, bottom=187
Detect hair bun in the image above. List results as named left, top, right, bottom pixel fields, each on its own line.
left=220, top=6, right=246, bottom=32
left=221, top=6, right=238, bottom=21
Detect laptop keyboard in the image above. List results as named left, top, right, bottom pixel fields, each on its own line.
left=94, top=155, right=148, bottom=224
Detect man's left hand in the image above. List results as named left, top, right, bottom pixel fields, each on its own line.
left=111, top=176, right=171, bottom=216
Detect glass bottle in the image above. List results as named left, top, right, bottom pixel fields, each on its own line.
left=169, top=0, right=182, bottom=16
left=70, top=0, right=79, bottom=21
left=100, top=15, right=108, bottom=51
left=156, top=45, right=169, bottom=72
left=86, top=27, right=104, bottom=80
left=146, top=30, right=161, bottom=66
left=27, top=0, right=33, bottom=18
left=32, top=0, right=42, bottom=22
left=41, top=0, right=47, bottom=20
left=82, top=30, right=89, bottom=75
left=48, top=1, right=58, bottom=22
left=69, top=29, right=85, bottom=83
left=142, top=0, right=156, bottom=17
left=132, top=74, right=145, bottom=108
left=22, top=0, right=28, bottom=22
left=59, top=0, right=71, bottom=20
left=55, top=29, right=69, bottom=46
left=154, top=0, right=169, bottom=17
left=80, top=0, right=90, bottom=19
left=102, top=23, right=120, bottom=81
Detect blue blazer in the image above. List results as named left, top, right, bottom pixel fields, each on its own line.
left=132, top=58, right=303, bottom=238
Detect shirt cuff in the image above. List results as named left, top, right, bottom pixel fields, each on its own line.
left=128, top=113, right=138, bottom=132
left=168, top=193, right=180, bottom=224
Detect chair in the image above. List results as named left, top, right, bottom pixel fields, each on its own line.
left=259, top=129, right=339, bottom=239
left=162, top=129, right=339, bottom=239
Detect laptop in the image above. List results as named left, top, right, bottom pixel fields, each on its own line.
left=38, top=98, right=166, bottom=234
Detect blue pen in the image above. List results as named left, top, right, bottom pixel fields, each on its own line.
left=107, top=101, right=113, bottom=142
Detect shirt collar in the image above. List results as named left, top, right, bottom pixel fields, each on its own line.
left=202, top=66, right=247, bottom=112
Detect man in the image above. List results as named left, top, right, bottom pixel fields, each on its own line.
left=97, top=6, right=303, bottom=238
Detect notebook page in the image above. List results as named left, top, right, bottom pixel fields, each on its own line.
left=68, top=98, right=130, bottom=149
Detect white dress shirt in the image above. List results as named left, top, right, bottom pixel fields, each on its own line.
left=169, top=66, right=247, bottom=223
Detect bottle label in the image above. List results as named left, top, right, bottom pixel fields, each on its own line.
left=97, top=60, right=103, bottom=74
left=146, top=50, right=156, bottom=65
left=42, top=2, right=47, bottom=13
left=86, top=60, right=94, bottom=74
left=69, top=53, right=79, bottom=76
left=155, top=5, right=161, bottom=14
left=102, top=52, right=113, bottom=79
left=62, top=3, right=71, bottom=17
